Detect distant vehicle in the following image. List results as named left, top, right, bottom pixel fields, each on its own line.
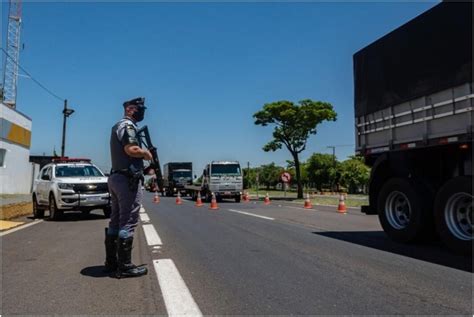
left=354, top=2, right=472, bottom=254
left=163, top=162, right=193, bottom=197
left=186, top=161, right=243, bottom=202
left=32, top=158, right=111, bottom=220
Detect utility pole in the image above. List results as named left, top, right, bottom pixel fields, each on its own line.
left=61, top=99, right=75, bottom=157
left=247, top=161, right=250, bottom=189
left=327, top=146, right=336, bottom=192
left=327, top=146, right=336, bottom=168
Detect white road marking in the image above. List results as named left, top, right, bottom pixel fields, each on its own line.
left=140, top=207, right=146, bottom=213
left=142, top=223, right=162, bottom=246
left=154, top=259, right=202, bottom=316
left=139, top=212, right=150, bottom=222
left=0, top=220, right=44, bottom=237
left=228, top=209, right=274, bottom=221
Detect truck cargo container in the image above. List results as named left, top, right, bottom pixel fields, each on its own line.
left=353, top=2, right=472, bottom=254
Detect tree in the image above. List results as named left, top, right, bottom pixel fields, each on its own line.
left=339, top=156, right=370, bottom=194
left=254, top=100, right=337, bottom=198
left=259, top=163, right=284, bottom=189
left=306, top=153, right=338, bottom=191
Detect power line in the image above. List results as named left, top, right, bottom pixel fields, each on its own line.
left=1, top=47, right=64, bottom=102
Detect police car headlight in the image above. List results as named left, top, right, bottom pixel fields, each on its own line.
left=58, top=183, right=74, bottom=190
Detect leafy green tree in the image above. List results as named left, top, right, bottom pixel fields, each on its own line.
left=339, top=156, right=370, bottom=194
left=306, top=153, right=338, bottom=191
left=243, top=167, right=259, bottom=189
left=258, top=163, right=284, bottom=189
left=254, top=100, right=337, bottom=198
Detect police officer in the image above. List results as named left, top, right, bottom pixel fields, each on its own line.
left=104, top=97, right=151, bottom=278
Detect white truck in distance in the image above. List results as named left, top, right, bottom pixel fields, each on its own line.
left=186, top=161, right=243, bottom=202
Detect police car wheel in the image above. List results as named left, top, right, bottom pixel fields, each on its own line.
left=103, top=207, right=111, bottom=218
left=49, top=194, right=63, bottom=221
left=32, top=195, right=44, bottom=219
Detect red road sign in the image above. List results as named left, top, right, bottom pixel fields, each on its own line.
left=281, top=172, right=291, bottom=183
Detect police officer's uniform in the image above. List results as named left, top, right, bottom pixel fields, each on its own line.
left=104, top=97, right=148, bottom=278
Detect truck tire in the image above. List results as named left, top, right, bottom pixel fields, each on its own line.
left=32, top=194, right=45, bottom=219
left=49, top=194, right=63, bottom=221
left=206, top=192, right=212, bottom=203
left=434, top=176, right=472, bottom=255
left=377, top=178, right=431, bottom=243
left=235, top=195, right=241, bottom=203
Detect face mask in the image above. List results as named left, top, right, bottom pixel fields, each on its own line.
left=132, top=106, right=146, bottom=122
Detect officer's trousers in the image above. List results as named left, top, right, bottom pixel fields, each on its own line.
left=107, top=173, right=142, bottom=238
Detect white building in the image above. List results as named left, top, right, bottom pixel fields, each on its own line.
left=0, top=102, right=37, bottom=194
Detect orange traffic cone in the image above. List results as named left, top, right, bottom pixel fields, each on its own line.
left=153, top=191, right=160, bottom=204
left=264, top=193, right=271, bottom=205
left=337, top=194, right=347, bottom=214
left=209, top=193, right=219, bottom=210
left=195, top=192, right=204, bottom=207
left=176, top=192, right=183, bottom=205
left=304, top=193, right=313, bottom=209
left=245, top=192, right=250, bottom=202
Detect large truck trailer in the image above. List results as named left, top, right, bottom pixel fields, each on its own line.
left=354, top=2, right=472, bottom=254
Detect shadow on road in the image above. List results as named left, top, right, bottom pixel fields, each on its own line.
left=80, top=266, right=113, bottom=278
left=47, top=211, right=107, bottom=222
left=313, top=231, right=472, bottom=273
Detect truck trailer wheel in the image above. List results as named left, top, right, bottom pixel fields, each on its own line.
left=377, top=178, right=430, bottom=243
left=434, top=176, right=472, bottom=255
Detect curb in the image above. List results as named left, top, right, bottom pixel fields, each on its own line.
left=0, top=202, right=33, bottom=220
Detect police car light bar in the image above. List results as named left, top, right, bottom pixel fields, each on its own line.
left=52, top=157, right=92, bottom=163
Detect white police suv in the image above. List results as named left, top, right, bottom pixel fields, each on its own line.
left=32, top=158, right=111, bottom=220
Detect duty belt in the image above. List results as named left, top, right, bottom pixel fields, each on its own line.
left=110, top=169, right=132, bottom=176
left=111, top=169, right=144, bottom=190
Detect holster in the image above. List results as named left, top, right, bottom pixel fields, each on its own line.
left=112, top=166, right=144, bottom=191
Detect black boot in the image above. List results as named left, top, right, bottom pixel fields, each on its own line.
left=116, top=236, right=148, bottom=278
left=104, top=228, right=118, bottom=272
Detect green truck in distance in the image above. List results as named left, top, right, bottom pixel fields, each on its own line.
left=163, top=162, right=193, bottom=197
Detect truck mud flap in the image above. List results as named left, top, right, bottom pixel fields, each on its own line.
left=361, top=205, right=377, bottom=215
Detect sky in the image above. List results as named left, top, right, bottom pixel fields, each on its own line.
left=2, top=1, right=438, bottom=174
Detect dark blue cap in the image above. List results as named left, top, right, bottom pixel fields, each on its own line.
left=123, top=97, right=146, bottom=108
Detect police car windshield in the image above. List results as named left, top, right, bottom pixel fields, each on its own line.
left=55, top=165, right=103, bottom=177
left=211, top=164, right=241, bottom=176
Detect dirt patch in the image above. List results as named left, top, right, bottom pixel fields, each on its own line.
left=0, top=202, right=33, bottom=220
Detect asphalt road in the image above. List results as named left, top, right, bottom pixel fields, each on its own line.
left=1, top=193, right=472, bottom=315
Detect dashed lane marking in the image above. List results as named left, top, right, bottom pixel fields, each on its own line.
left=139, top=212, right=150, bottom=223
left=0, top=220, right=43, bottom=236
left=142, top=223, right=163, bottom=246
left=140, top=207, right=146, bottom=213
left=154, top=259, right=202, bottom=316
left=228, top=209, right=274, bottom=221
